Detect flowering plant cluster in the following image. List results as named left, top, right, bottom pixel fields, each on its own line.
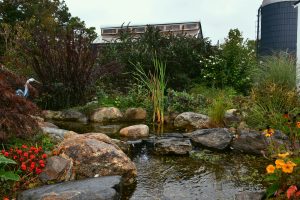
left=1, top=145, right=47, bottom=176
left=265, top=152, right=300, bottom=199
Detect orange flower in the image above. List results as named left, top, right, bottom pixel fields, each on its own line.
left=282, top=163, right=295, bottom=173
left=275, top=159, right=285, bottom=169
left=278, top=152, right=290, bottom=159
left=266, top=164, right=276, bottom=174
left=286, top=161, right=297, bottom=167
left=296, top=121, right=300, bottom=128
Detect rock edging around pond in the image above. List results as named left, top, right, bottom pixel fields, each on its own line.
left=19, top=176, right=122, bottom=200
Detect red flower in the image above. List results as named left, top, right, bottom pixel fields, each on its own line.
left=42, top=154, right=47, bottom=159
left=287, top=185, right=298, bottom=199
left=19, top=157, right=24, bottom=162
left=40, top=163, right=45, bottom=168
left=23, top=152, right=29, bottom=157
left=13, top=155, right=17, bottom=160
left=30, top=147, right=36, bottom=151
left=35, top=167, right=42, bottom=174
left=4, top=152, right=9, bottom=157
left=30, top=155, right=35, bottom=160
left=1, top=150, right=5, bottom=154
left=16, top=150, right=22, bottom=155
left=21, top=145, right=28, bottom=149
left=30, top=162, right=36, bottom=168
left=39, top=160, right=44, bottom=164
left=34, top=149, right=39, bottom=154
left=21, top=164, right=27, bottom=171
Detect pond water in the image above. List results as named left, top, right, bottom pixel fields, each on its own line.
left=51, top=121, right=268, bottom=200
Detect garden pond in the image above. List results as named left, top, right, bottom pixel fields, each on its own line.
left=51, top=121, right=269, bottom=200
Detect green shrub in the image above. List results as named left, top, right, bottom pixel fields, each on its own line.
left=255, top=53, right=296, bottom=90
left=247, top=53, right=300, bottom=130
left=166, top=89, right=207, bottom=113
left=246, top=82, right=300, bottom=130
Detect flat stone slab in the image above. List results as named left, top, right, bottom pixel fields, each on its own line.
left=18, top=176, right=122, bottom=200
left=154, top=137, right=192, bottom=155
left=184, top=128, right=233, bottom=150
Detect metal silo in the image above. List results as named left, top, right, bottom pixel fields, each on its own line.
left=258, top=0, right=298, bottom=56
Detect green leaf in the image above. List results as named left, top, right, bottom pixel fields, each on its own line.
left=266, top=182, right=280, bottom=199
left=0, top=155, right=17, bottom=165
left=265, top=174, right=279, bottom=182
left=0, top=170, right=20, bottom=181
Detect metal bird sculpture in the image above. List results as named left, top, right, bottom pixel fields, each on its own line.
left=16, top=78, right=40, bottom=98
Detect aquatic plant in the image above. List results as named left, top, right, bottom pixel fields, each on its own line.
left=131, top=58, right=166, bottom=124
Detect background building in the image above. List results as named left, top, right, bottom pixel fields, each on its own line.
left=257, top=0, right=298, bottom=56
left=100, top=21, right=203, bottom=43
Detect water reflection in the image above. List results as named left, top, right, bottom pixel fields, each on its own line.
left=128, top=150, right=267, bottom=200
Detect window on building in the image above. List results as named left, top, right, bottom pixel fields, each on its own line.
left=102, top=29, right=117, bottom=35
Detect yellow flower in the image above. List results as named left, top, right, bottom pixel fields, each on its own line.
left=275, top=159, right=285, bottom=169
left=266, top=164, right=276, bottom=174
left=263, top=128, right=274, bottom=137
left=278, top=152, right=290, bottom=159
left=297, top=121, right=300, bottom=128
left=282, top=163, right=295, bottom=174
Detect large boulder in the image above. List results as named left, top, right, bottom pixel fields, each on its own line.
left=90, top=107, right=123, bottom=122
left=39, top=156, right=73, bottom=183
left=174, top=112, right=210, bottom=130
left=154, top=137, right=192, bottom=155
left=231, top=130, right=289, bottom=155
left=42, top=109, right=87, bottom=122
left=230, top=130, right=266, bottom=155
left=55, top=133, right=137, bottom=185
left=184, top=128, right=233, bottom=150
left=18, top=176, right=122, bottom=200
left=119, top=125, right=149, bottom=139
left=124, top=108, right=147, bottom=121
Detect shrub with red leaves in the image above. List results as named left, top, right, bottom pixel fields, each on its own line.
left=0, top=68, right=40, bottom=141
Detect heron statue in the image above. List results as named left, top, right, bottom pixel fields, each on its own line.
left=16, top=78, right=40, bottom=98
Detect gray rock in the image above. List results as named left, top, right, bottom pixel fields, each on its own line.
left=90, top=107, right=123, bottom=122
left=39, top=156, right=72, bottom=183
left=231, top=130, right=267, bottom=155
left=231, top=130, right=290, bottom=155
left=154, top=137, right=192, bottom=155
left=61, top=109, right=88, bottom=123
left=119, top=124, right=149, bottom=138
left=224, top=109, right=241, bottom=125
left=185, top=128, right=233, bottom=150
left=174, top=112, right=210, bottom=130
left=235, top=191, right=265, bottom=200
left=124, top=107, right=147, bottom=121
left=18, top=176, right=122, bottom=200
left=42, top=110, right=87, bottom=122
left=41, top=127, right=78, bottom=143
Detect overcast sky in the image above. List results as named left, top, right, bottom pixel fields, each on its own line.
left=63, top=0, right=263, bottom=44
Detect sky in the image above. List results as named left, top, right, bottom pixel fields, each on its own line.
left=63, top=0, right=263, bottom=44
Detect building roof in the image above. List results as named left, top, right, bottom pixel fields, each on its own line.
left=294, top=0, right=300, bottom=5
left=262, top=0, right=296, bottom=7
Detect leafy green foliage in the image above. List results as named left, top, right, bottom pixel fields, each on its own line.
left=166, top=89, right=207, bottom=113
left=246, top=54, right=300, bottom=130
left=98, top=26, right=214, bottom=91
left=201, top=29, right=257, bottom=93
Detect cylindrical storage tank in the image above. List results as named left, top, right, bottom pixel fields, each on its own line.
left=259, top=0, right=298, bottom=56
